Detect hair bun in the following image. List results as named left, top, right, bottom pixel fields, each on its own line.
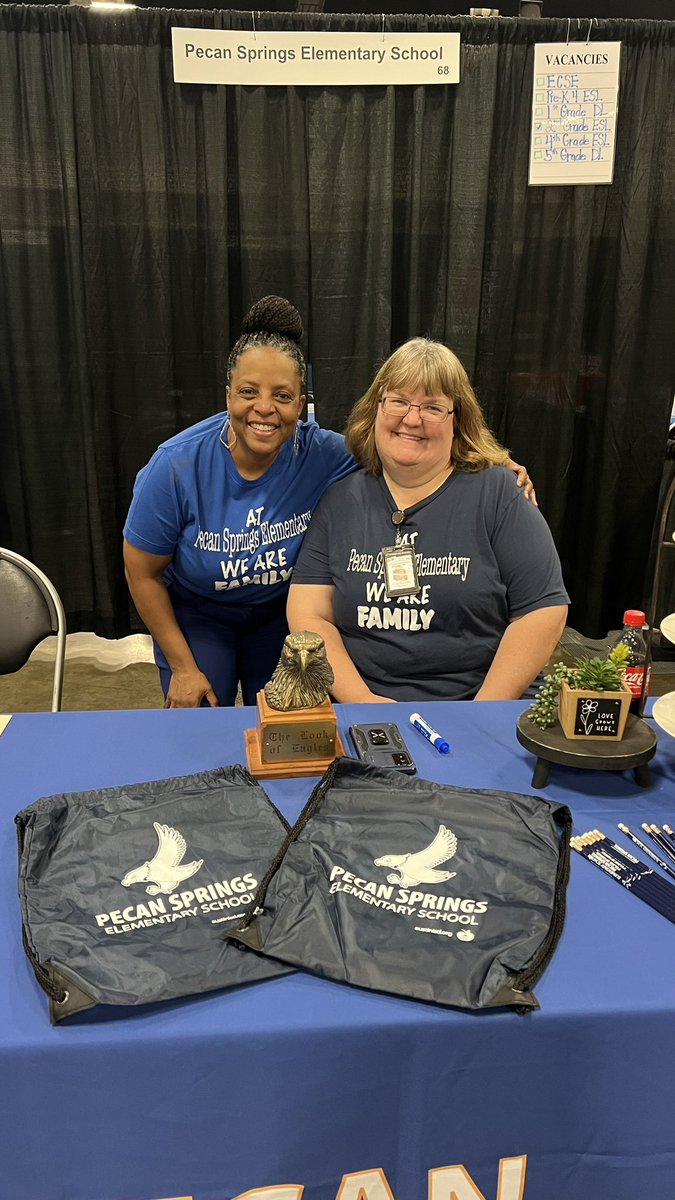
left=241, top=296, right=303, bottom=344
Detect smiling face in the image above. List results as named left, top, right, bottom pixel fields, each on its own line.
left=226, top=346, right=304, bottom=477
left=374, top=385, right=455, bottom=488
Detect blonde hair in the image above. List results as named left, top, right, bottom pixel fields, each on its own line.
left=345, top=337, right=509, bottom=475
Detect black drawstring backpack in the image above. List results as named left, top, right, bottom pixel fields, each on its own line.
left=16, top=765, right=292, bottom=1021
left=230, top=757, right=572, bottom=1012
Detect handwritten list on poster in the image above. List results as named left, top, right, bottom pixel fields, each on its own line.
left=529, top=42, right=621, bottom=186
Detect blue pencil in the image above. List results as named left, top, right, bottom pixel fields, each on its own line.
left=572, top=831, right=675, bottom=923
left=618, top=824, right=675, bottom=881
left=643, top=825, right=675, bottom=869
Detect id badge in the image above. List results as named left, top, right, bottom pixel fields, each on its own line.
left=382, top=544, right=420, bottom=599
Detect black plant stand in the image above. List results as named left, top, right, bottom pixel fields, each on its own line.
left=516, top=712, right=658, bottom=789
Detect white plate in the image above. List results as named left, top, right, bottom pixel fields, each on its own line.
left=660, top=613, right=675, bottom=647
left=652, top=692, right=675, bottom=738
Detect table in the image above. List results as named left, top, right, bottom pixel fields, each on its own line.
left=2, top=701, right=675, bottom=1200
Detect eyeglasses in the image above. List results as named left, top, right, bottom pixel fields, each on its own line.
left=380, top=395, right=455, bottom=424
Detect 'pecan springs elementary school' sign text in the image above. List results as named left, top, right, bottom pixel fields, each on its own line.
left=171, top=30, right=461, bottom=86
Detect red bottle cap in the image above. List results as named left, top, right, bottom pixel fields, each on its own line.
left=622, top=610, right=646, bottom=626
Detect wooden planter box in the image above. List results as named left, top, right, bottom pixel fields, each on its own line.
left=558, top=680, right=631, bottom=741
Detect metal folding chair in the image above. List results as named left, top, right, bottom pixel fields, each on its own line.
left=0, top=548, right=67, bottom=711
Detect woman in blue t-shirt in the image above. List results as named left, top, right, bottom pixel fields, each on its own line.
left=124, top=298, right=535, bottom=707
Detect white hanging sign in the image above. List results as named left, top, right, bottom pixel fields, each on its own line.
left=171, top=29, right=460, bottom=87
left=529, top=42, right=621, bottom=186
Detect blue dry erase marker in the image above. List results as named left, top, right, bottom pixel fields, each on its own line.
left=409, top=713, right=450, bottom=754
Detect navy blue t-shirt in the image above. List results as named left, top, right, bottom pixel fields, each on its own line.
left=292, top=467, right=569, bottom=700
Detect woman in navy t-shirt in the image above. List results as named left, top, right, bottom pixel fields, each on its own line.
left=288, top=338, right=567, bottom=702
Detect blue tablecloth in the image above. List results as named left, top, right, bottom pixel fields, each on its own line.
left=2, top=701, right=675, bottom=1200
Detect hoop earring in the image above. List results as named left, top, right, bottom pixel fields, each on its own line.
left=219, top=414, right=238, bottom=452
left=293, top=423, right=300, bottom=456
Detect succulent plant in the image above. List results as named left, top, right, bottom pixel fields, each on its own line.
left=574, top=645, right=629, bottom=692
left=527, top=661, right=578, bottom=729
left=527, top=643, right=631, bottom=730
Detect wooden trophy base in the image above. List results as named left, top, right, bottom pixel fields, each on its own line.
left=245, top=691, right=344, bottom=779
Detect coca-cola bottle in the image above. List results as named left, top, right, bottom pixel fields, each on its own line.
left=613, top=610, right=649, bottom=716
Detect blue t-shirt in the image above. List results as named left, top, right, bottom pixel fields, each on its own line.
left=292, top=466, right=570, bottom=700
left=123, top=416, right=355, bottom=605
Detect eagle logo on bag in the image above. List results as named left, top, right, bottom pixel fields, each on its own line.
left=121, top=823, right=204, bottom=896
left=374, top=824, right=457, bottom=887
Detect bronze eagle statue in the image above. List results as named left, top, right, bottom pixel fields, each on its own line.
left=264, top=631, right=334, bottom=711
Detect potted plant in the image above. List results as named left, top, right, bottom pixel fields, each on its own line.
left=528, top=644, right=632, bottom=741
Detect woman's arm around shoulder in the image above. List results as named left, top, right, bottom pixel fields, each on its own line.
left=504, top=456, right=537, bottom=506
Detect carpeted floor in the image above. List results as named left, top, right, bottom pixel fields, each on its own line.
left=0, top=660, right=165, bottom=712
left=0, top=633, right=247, bottom=712
left=0, top=634, right=672, bottom=714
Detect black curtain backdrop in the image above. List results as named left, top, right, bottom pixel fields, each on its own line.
left=1, top=7, right=674, bottom=637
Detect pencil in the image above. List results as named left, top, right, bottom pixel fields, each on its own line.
left=572, top=831, right=675, bottom=923
left=580, top=835, right=675, bottom=912
left=618, top=823, right=675, bottom=881
left=574, top=846, right=675, bottom=916
left=653, top=820, right=672, bottom=859
left=644, top=825, right=675, bottom=868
